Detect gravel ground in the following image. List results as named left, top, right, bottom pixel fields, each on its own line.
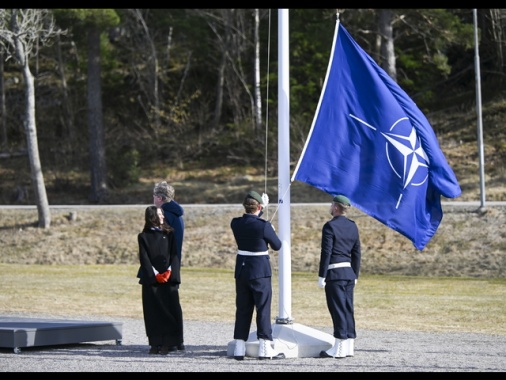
left=1, top=314, right=505, bottom=372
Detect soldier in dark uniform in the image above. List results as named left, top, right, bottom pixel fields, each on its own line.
left=318, top=195, right=361, bottom=359
left=230, top=191, right=285, bottom=360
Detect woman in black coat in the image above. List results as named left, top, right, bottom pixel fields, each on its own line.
left=137, top=205, right=184, bottom=355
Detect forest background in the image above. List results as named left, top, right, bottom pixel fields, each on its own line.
left=0, top=9, right=504, bottom=208
left=0, top=9, right=504, bottom=278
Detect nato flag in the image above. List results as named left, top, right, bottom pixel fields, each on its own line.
left=292, top=20, right=461, bottom=250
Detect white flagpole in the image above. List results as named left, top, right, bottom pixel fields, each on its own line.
left=276, top=8, right=292, bottom=323
left=473, top=9, right=486, bottom=209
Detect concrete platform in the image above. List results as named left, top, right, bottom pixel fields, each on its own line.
left=227, top=322, right=335, bottom=358
left=0, top=316, right=123, bottom=354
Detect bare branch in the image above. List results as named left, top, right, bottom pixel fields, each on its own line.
left=0, top=9, right=65, bottom=63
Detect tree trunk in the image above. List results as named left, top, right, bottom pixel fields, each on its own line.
left=0, top=49, right=6, bottom=148
left=133, top=9, right=160, bottom=130
left=56, top=33, right=74, bottom=142
left=212, top=50, right=226, bottom=131
left=488, top=9, right=505, bottom=81
left=175, top=51, right=192, bottom=107
left=18, top=43, right=51, bottom=227
left=378, top=9, right=397, bottom=82
left=87, top=25, right=108, bottom=203
left=254, top=9, right=262, bottom=131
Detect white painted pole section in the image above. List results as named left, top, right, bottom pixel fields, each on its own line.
left=473, top=9, right=486, bottom=209
left=276, top=8, right=292, bottom=323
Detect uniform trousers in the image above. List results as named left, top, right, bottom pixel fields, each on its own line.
left=324, top=279, right=356, bottom=340
left=233, top=275, right=273, bottom=341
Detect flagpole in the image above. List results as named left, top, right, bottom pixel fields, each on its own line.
left=473, top=9, right=486, bottom=209
left=276, top=8, right=292, bottom=324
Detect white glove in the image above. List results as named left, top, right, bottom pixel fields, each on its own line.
left=355, top=279, right=358, bottom=285
left=318, top=277, right=326, bottom=289
left=261, top=193, right=269, bottom=207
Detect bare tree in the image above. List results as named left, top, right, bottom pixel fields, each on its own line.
left=0, top=9, right=64, bottom=228
left=0, top=48, right=6, bottom=148
left=53, top=9, right=120, bottom=203
left=486, top=9, right=506, bottom=79
left=86, top=24, right=108, bottom=203
left=131, top=9, right=161, bottom=131
left=253, top=8, right=262, bottom=131
left=378, top=9, right=397, bottom=82
left=55, top=33, right=74, bottom=142
left=193, top=9, right=255, bottom=131
left=209, top=9, right=231, bottom=131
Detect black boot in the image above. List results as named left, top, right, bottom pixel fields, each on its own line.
left=159, top=345, right=177, bottom=355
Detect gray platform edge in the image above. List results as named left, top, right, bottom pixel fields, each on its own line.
left=0, top=316, right=123, bottom=354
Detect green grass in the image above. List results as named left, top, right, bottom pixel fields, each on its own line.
left=1, top=264, right=504, bottom=336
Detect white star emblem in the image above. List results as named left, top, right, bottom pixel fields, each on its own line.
left=350, top=115, right=429, bottom=208
left=381, top=117, right=429, bottom=189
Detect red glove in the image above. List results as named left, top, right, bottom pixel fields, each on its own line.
left=155, top=273, right=167, bottom=283
left=160, top=270, right=171, bottom=282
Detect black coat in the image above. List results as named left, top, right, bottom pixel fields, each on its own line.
left=137, top=228, right=181, bottom=285
left=137, top=228, right=184, bottom=347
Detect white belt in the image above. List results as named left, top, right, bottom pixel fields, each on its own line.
left=328, top=262, right=351, bottom=270
left=238, top=250, right=268, bottom=256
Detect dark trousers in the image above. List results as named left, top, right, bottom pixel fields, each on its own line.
left=142, top=283, right=184, bottom=347
left=233, top=276, right=273, bottom=341
left=325, top=279, right=356, bottom=340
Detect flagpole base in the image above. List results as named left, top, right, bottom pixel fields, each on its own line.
left=275, top=316, right=293, bottom=324
left=227, top=323, right=334, bottom=358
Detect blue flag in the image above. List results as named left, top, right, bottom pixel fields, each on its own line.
left=292, top=20, right=461, bottom=250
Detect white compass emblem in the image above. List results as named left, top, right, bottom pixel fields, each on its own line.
left=381, top=117, right=429, bottom=189
left=350, top=114, right=429, bottom=208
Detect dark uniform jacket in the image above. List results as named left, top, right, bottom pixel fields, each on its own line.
left=231, top=213, right=282, bottom=280
left=318, top=215, right=361, bottom=281
left=137, top=228, right=181, bottom=286
left=161, top=200, right=185, bottom=261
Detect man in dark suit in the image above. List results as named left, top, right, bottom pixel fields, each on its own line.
left=153, top=181, right=185, bottom=264
left=318, top=195, right=362, bottom=359
left=230, top=190, right=285, bottom=361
